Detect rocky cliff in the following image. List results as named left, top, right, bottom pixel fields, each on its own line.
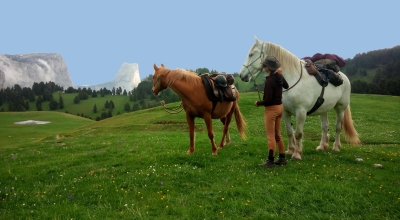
left=80, top=63, right=141, bottom=92
left=0, top=53, right=73, bottom=89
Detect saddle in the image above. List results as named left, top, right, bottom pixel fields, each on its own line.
left=304, top=59, right=340, bottom=115
left=200, top=73, right=236, bottom=113
left=305, top=59, right=343, bottom=87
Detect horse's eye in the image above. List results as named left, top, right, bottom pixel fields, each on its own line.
left=249, top=53, right=253, bottom=57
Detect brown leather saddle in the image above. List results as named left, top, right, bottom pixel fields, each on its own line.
left=305, top=59, right=344, bottom=87
left=304, top=59, right=344, bottom=115
left=200, top=73, right=236, bottom=113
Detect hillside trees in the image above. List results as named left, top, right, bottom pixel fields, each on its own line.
left=49, top=98, right=59, bottom=110
left=124, top=103, right=131, bottom=112
left=59, top=93, right=64, bottom=109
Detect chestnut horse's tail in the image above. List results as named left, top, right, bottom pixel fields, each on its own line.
left=233, top=97, right=247, bottom=140
left=342, top=105, right=360, bottom=145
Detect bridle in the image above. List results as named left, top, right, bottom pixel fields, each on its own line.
left=242, top=43, right=303, bottom=100
left=241, top=43, right=266, bottom=100
left=242, top=43, right=265, bottom=82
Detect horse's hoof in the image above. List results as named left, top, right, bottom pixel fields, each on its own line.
left=332, top=147, right=340, bottom=152
left=285, top=149, right=294, bottom=155
left=212, top=152, right=218, bottom=156
left=316, top=146, right=326, bottom=151
left=291, top=153, right=302, bottom=160
left=187, top=150, right=194, bottom=155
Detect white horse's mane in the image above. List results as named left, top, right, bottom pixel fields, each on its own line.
left=262, top=42, right=304, bottom=77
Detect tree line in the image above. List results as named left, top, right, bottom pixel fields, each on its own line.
left=342, top=45, right=400, bottom=95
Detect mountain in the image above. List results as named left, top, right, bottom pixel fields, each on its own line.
left=0, top=53, right=73, bottom=89
left=78, top=62, right=141, bottom=92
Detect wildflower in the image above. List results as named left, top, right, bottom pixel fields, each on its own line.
left=68, top=194, right=73, bottom=199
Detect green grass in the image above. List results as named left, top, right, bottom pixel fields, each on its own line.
left=0, top=91, right=162, bottom=120
left=0, top=111, right=94, bottom=148
left=0, top=93, right=399, bottom=219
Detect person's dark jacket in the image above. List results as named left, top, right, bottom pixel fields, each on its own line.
left=256, top=73, right=289, bottom=106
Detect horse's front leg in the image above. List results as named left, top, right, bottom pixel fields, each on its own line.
left=186, top=113, right=195, bottom=155
left=316, top=112, right=330, bottom=151
left=292, top=110, right=307, bottom=160
left=333, top=108, right=345, bottom=151
left=204, top=114, right=218, bottom=155
left=283, top=110, right=295, bottom=155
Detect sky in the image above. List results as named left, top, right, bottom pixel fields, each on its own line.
left=2, top=1, right=399, bottom=86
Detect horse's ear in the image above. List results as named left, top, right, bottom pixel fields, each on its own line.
left=161, top=64, right=165, bottom=68
left=254, top=35, right=261, bottom=44
left=153, top=63, right=159, bottom=71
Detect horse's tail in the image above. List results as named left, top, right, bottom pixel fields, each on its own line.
left=342, top=105, right=361, bottom=145
left=233, top=96, right=247, bottom=140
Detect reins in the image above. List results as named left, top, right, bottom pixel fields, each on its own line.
left=155, top=70, right=184, bottom=114
left=283, top=60, right=303, bottom=93
left=160, top=100, right=184, bottom=114
left=251, top=60, right=303, bottom=100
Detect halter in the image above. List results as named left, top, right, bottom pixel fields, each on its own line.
left=242, top=43, right=265, bottom=79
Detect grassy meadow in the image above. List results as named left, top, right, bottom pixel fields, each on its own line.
left=0, top=93, right=399, bottom=219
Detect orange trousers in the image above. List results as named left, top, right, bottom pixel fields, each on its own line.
left=264, top=104, right=285, bottom=155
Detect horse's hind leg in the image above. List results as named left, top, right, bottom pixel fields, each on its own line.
left=204, top=114, right=218, bottom=155
left=186, top=113, right=195, bottom=155
left=218, top=116, right=232, bottom=149
left=283, top=110, right=296, bottom=155
left=333, top=108, right=345, bottom=152
left=316, top=112, right=330, bottom=151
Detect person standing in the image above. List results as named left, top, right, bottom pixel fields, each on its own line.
left=254, top=56, right=289, bottom=168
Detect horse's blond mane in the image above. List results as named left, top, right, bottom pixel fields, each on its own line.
left=263, top=42, right=304, bottom=77
left=160, top=68, right=200, bottom=86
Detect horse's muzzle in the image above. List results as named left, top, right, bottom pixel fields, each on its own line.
left=240, top=74, right=250, bottom=82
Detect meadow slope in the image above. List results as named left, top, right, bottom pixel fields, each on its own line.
left=0, top=93, right=399, bottom=219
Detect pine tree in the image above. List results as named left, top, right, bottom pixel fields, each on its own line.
left=59, top=93, right=64, bottom=109
left=124, top=103, right=131, bottom=112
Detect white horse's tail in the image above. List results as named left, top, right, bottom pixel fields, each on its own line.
left=342, top=105, right=361, bottom=145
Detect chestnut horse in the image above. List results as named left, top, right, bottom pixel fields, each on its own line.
left=151, top=64, right=247, bottom=155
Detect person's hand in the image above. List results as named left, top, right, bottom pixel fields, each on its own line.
left=254, top=101, right=258, bottom=107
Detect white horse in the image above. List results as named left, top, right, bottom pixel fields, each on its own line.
left=239, top=36, right=360, bottom=160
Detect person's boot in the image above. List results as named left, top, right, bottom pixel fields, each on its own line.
left=274, top=157, right=287, bottom=165
left=260, top=159, right=275, bottom=168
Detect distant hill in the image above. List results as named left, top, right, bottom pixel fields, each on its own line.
left=341, top=45, right=400, bottom=95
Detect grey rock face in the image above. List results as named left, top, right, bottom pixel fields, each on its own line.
left=0, top=53, right=73, bottom=89
left=80, top=63, right=141, bottom=92
left=0, top=69, right=5, bottom=89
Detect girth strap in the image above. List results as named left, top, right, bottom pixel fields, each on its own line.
left=307, top=85, right=326, bottom=115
